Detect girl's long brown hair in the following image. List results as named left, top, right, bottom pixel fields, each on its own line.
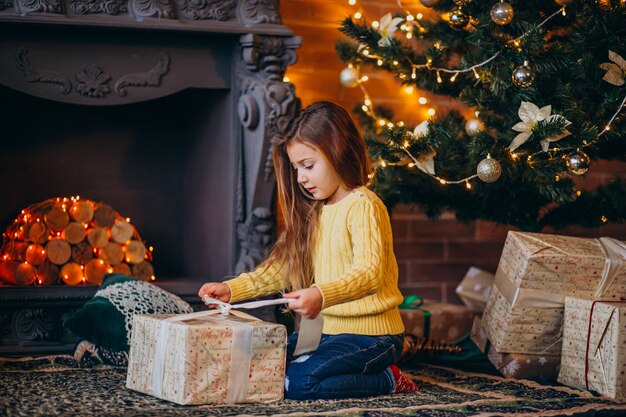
left=265, top=101, right=372, bottom=290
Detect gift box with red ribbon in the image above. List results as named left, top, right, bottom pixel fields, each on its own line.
left=558, top=296, right=626, bottom=402
left=481, top=231, right=626, bottom=355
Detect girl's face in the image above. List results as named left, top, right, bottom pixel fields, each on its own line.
left=286, top=141, right=351, bottom=205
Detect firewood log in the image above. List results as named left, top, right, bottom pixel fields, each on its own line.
left=37, top=261, right=59, bottom=285
left=44, top=206, right=69, bottom=232
left=46, top=238, right=71, bottom=265
left=94, top=204, right=116, bottom=227
left=132, top=261, right=154, bottom=281
left=15, top=262, right=37, bottom=285
left=71, top=241, right=94, bottom=265
left=111, top=220, right=133, bottom=243
left=61, top=262, right=84, bottom=286
left=101, top=242, right=123, bottom=265
left=25, top=222, right=48, bottom=244
left=124, top=240, right=146, bottom=264
left=69, top=201, right=94, bottom=224
left=62, top=222, right=86, bottom=244
left=25, top=244, right=46, bottom=265
left=87, top=227, right=109, bottom=248
left=84, top=258, right=109, bottom=285
left=112, top=263, right=131, bottom=276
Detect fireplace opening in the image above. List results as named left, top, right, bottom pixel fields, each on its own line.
left=1, top=85, right=239, bottom=283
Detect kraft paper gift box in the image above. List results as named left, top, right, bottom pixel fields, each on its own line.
left=455, top=267, right=495, bottom=312
left=400, top=295, right=478, bottom=343
left=558, top=297, right=626, bottom=402
left=481, top=231, right=626, bottom=356
left=470, top=316, right=560, bottom=381
left=126, top=311, right=287, bottom=405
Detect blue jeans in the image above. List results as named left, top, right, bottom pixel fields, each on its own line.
left=284, top=332, right=404, bottom=400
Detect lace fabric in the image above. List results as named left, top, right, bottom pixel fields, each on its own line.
left=95, top=280, right=194, bottom=343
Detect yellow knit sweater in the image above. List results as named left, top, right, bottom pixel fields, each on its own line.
left=225, top=186, right=405, bottom=336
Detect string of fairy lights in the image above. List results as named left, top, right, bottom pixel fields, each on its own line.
left=338, top=0, right=626, bottom=189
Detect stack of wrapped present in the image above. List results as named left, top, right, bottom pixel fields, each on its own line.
left=478, top=231, right=626, bottom=399
left=126, top=310, right=287, bottom=405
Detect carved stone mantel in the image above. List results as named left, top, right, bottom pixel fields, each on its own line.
left=0, top=0, right=300, bottom=356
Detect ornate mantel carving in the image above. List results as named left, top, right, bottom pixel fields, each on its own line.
left=235, top=33, right=300, bottom=274
left=3, top=0, right=283, bottom=27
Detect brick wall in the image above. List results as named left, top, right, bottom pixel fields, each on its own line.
left=281, top=0, right=626, bottom=302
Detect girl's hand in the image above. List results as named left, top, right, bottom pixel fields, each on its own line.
left=198, top=282, right=231, bottom=305
left=283, top=287, right=323, bottom=319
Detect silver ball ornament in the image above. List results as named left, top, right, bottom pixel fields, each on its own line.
left=465, top=118, right=485, bottom=137
left=449, top=8, right=470, bottom=30
left=565, top=151, right=590, bottom=175
left=490, top=1, right=514, bottom=25
left=419, top=0, right=440, bottom=7
left=477, top=156, right=502, bottom=183
left=340, top=66, right=359, bottom=88
left=512, top=64, right=535, bottom=88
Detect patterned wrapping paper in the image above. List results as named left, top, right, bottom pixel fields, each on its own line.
left=126, top=313, right=287, bottom=405
left=455, top=267, right=495, bottom=312
left=400, top=299, right=479, bottom=343
left=470, top=317, right=560, bottom=381
left=481, top=231, right=626, bottom=355
left=558, top=297, right=626, bottom=402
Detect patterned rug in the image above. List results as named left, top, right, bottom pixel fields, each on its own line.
left=1, top=356, right=625, bottom=417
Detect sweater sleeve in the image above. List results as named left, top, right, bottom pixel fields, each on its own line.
left=224, top=260, right=285, bottom=303
left=313, top=199, right=386, bottom=309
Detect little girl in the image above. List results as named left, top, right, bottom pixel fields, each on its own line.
left=198, top=101, right=417, bottom=400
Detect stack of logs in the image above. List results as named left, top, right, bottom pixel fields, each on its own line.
left=0, top=197, right=154, bottom=286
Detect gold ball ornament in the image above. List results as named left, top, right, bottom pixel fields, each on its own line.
left=465, top=118, right=485, bottom=137
left=477, top=156, right=502, bottom=183
left=340, top=66, right=359, bottom=88
left=419, top=0, right=440, bottom=7
left=490, top=1, right=514, bottom=25
left=449, top=8, right=470, bottom=30
left=512, top=64, right=534, bottom=88
left=565, top=151, right=590, bottom=175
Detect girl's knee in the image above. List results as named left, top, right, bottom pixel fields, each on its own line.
left=284, top=374, right=319, bottom=400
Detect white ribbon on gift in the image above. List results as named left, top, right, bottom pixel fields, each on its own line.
left=152, top=296, right=324, bottom=403
left=494, top=237, right=626, bottom=309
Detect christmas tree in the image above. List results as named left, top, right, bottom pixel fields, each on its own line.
left=336, top=0, right=626, bottom=231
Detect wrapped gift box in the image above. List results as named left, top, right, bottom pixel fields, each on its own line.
left=558, top=297, right=626, bottom=402
left=126, top=311, right=287, bottom=405
left=400, top=296, right=478, bottom=343
left=470, top=317, right=560, bottom=381
left=481, top=231, right=626, bottom=355
left=455, top=267, right=495, bottom=312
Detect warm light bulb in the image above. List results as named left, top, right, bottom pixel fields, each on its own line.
left=283, top=76, right=290, bottom=82
left=354, top=11, right=362, bottom=19
left=473, top=68, right=480, bottom=79
left=364, top=98, right=372, bottom=106
left=436, top=71, right=442, bottom=83
left=372, top=21, right=380, bottom=28
left=361, top=105, right=368, bottom=111
left=348, top=0, right=356, bottom=4
left=377, top=59, right=383, bottom=66
left=378, top=119, right=386, bottom=126
left=406, top=14, right=414, bottom=21
left=576, top=190, right=582, bottom=197
left=466, top=181, right=472, bottom=189
left=450, top=73, right=458, bottom=82
left=406, top=32, right=413, bottom=39
left=439, top=179, right=446, bottom=184
left=601, top=215, right=608, bottom=223
left=416, top=13, right=423, bottom=19
left=411, top=68, right=417, bottom=79
left=361, top=75, right=369, bottom=82
left=363, top=49, right=369, bottom=56
left=418, top=97, right=427, bottom=104
left=427, top=108, right=436, bottom=116
left=404, top=86, right=414, bottom=94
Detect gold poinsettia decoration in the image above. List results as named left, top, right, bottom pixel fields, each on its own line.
left=410, top=120, right=436, bottom=175
left=600, top=50, right=626, bottom=86
left=509, top=101, right=571, bottom=152
left=377, top=13, right=404, bottom=47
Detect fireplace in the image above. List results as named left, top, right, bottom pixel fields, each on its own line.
left=0, top=0, right=301, bottom=356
